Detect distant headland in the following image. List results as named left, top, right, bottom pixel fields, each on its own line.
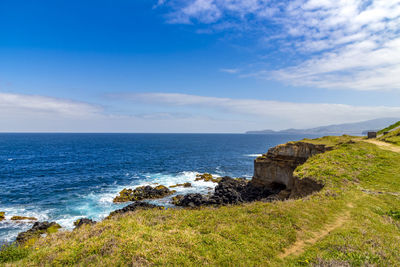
left=246, top=117, right=400, bottom=136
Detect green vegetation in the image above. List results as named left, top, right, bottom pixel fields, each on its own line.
left=2, top=135, right=400, bottom=266
left=0, top=245, right=29, bottom=263
left=387, top=210, right=400, bottom=220
left=301, top=134, right=355, bottom=147
left=379, top=127, right=400, bottom=146
left=378, top=121, right=400, bottom=135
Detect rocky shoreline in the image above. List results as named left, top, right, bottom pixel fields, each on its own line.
left=6, top=141, right=329, bottom=246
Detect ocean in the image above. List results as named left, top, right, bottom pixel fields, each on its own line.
left=0, top=133, right=315, bottom=243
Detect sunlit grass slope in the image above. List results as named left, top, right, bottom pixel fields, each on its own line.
left=379, top=124, right=400, bottom=146
left=378, top=121, right=400, bottom=135
left=1, top=136, right=400, bottom=266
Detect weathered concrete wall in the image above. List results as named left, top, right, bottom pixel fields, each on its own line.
left=252, top=142, right=329, bottom=190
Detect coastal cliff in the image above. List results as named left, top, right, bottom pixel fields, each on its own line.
left=172, top=141, right=332, bottom=207
left=252, top=142, right=330, bottom=192
left=2, top=133, right=400, bottom=266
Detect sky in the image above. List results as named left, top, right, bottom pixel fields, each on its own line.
left=1, top=0, right=400, bottom=133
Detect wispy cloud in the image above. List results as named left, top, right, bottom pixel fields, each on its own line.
left=1, top=91, right=399, bottom=132
left=124, top=92, right=400, bottom=128
left=220, top=68, right=240, bottom=74
left=0, top=92, right=106, bottom=132
left=0, top=92, right=255, bottom=132
left=0, top=92, right=101, bottom=117
left=159, top=0, right=400, bottom=91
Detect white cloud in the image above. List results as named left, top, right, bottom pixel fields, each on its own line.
left=1, top=91, right=399, bottom=132
left=167, top=0, right=222, bottom=23
left=0, top=92, right=104, bottom=132
left=160, top=0, right=400, bottom=91
left=0, top=92, right=101, bottom=117
left=126, top=92, right=400, bottom=128
left=0, top=92, right=258, bottom=133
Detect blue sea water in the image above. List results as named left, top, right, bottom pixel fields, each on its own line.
left=0, top=133, right=315, bottom=242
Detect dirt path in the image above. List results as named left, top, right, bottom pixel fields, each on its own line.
left=363, top=139, right=400, bottom=153
left=278, top=139, right=399, bottom=260
left=279, top=203, right=353, bottom=259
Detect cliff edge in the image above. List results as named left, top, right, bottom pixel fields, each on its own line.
left=252, top=141, right=331, bottom=198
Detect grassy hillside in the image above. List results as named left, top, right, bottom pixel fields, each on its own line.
left=378, top=121, right=400, bottom=135
left=2, top=136, right=400, bottom=266
left=379, top=126, right=400, bottom=146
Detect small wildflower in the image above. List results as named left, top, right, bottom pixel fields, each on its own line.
left=36, top=247, right=39, bottom=250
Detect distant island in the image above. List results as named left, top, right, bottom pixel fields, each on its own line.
left=246, top=117, right=400, bottom=136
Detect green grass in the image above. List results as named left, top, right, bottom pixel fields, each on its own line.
left=378, top=127, right=400, bottom=146
left=301, top=135, right=356, bottom=147
left=378, top=121, right=400, bottom=135
left=3, top=137, right=400, bottom=266
left=0, top=245, right=29, bottom=263
left=387, top=210, right=400, bottom=220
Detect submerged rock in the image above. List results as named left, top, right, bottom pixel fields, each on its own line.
left=107, top=202, right=164, bottom=218
left=10, top=216, right=37, bottom=221
left=195, top=173, right=222, bottom=183
left=73, top=218, right=96, bottom=229
left=113, top=185, right=176, bottom=203
left=0, top=212, right=5, bottom=221
left=169, top=182, right=192, bottom=188
left=16, top=221, right=61, bottom=244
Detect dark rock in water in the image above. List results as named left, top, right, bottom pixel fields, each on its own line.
left=107, top=202, right=164, bottom=218
left=73, top=218, right=96, bottom=229
left=173, top=177, right=276, bottom=207
left=171, top=195, right=184, bottom=205
left=172, top=193, right=209, bottom=207
left=0, top=212, right=5, bottom=221
left=16, top=221, right=61, bottom=244
left=210, top=177, right=246, bottom=205
left=113, top=185, right=176, bottom=203
left=195, top=173, right=222, bottom=183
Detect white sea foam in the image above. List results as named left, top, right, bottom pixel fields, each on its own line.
left=244, top=154, right=262, bottom=157
left=1, top=171, right=225, bottom=242
left=0, top=206, right=49, bottom=222
left=90, top=171, right=220, bottom=211
left=0, top=207, right=50, bottom=242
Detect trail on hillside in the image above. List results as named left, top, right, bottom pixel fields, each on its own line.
left=279, top=203, right=353, bottom=259
left=378, top=125, right=400, bottom=138
left=363, top=139, right=400, bottom=153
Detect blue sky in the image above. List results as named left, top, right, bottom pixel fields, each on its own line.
left=1, top=0, right=400, bottom=132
